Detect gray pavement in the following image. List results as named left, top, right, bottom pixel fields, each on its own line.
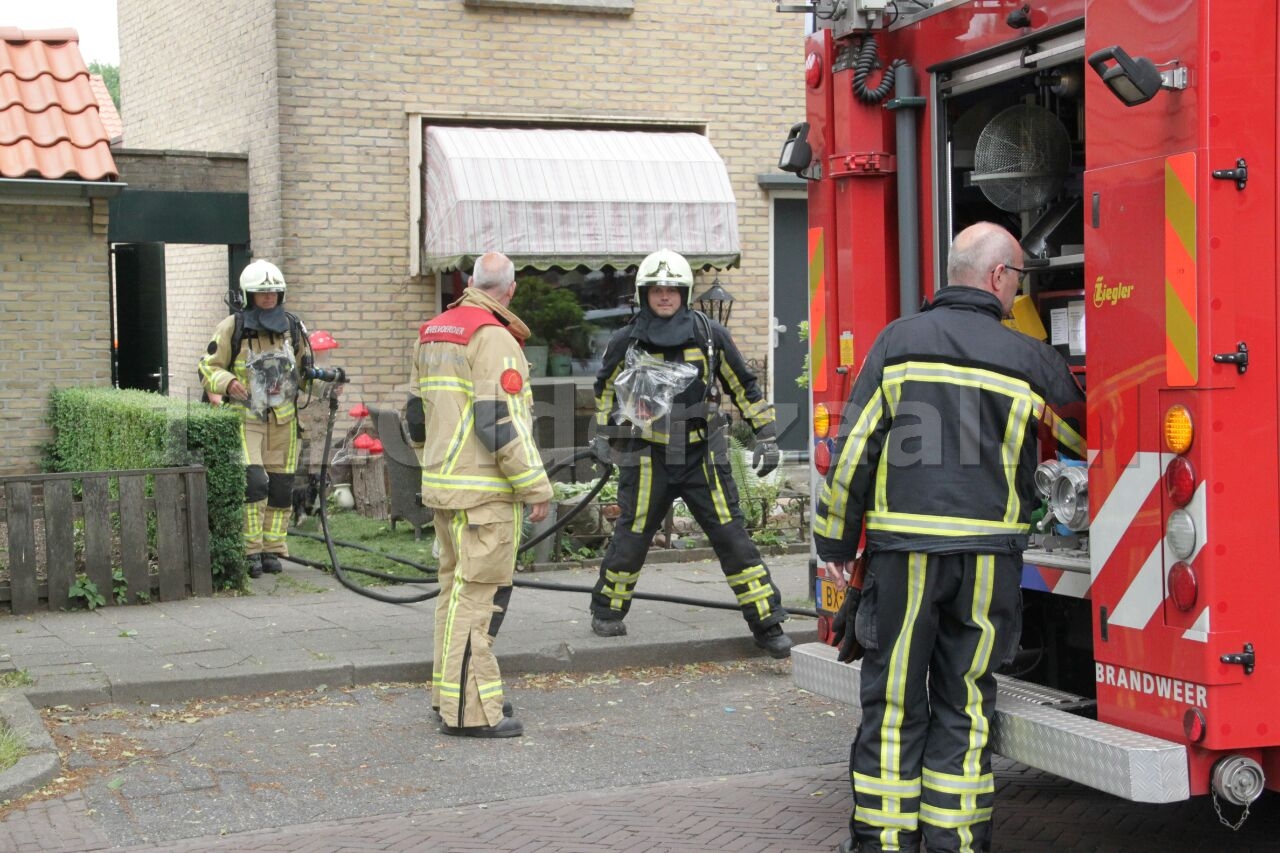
left=0, top=548, right=818, bottom=805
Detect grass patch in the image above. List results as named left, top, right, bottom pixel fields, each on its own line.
left=288, top=510, right=437, bottom=586
left=0, top=721, right=25, bottom=772
left=0, top=670, right=33, bottom=689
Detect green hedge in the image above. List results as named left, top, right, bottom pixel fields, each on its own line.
left=45, top=387, right=246, bottom=589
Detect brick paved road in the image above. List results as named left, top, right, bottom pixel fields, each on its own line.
left=5, top=658, right=1280, bottom=852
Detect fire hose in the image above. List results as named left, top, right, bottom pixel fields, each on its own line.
left=288, top=388, right=818, bottom=618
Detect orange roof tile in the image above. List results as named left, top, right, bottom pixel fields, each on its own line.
left=89, top=73, right=122, bottom=143
left=0, top=27, right=118, bottom=181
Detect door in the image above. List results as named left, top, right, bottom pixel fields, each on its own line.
left=113, top=243, right=169, bottom=394
left=772, top=197, right=809, bottom=453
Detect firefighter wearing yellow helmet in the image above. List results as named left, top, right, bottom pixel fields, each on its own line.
left=588, top=249, right=791, bottom=657
left=198, top=259, right=319, bottom=579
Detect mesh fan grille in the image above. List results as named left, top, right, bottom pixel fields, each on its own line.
left=972, top=104, right=1071, bottom=212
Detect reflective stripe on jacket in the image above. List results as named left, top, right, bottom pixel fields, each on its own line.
left=414, top=288, right=553, bottom=511
left=198, top=314, right=304, bottom=424
left=594, top=312, right=776, bottom=446
left=814, top=287, right=1085, bottom=560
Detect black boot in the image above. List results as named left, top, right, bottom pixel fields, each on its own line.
left=753, top=623, right=793, bottom=659
left=592, top=616, right=627, bottom=637
left=247, top=553, right=264, bottom=579
left=260, top=554, right=283, bottom=574
left=439, top=716, right=524, bottom=738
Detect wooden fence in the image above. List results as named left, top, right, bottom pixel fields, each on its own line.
left=0, top=466, right=213, bottom=614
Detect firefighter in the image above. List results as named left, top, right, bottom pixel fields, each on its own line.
left=199, top=260, right=319, bottom=579
left=589, top=249, right=791, bottom=658
left=411, top=251, right=552, bottom=739
left=815, top=223, right=1085, bottom=853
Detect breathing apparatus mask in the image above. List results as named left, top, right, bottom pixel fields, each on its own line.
left=612, top=348, right=699, bottom=432
left=245, top=338, right=300, bottom=417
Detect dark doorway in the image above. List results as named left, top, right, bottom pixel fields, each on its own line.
left=772, top=197, right=809, bottom=453
left=113, top=243, right=169, bottom=393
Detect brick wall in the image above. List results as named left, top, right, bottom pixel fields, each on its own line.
left=0, top=204, right=113, bottom=473
left=167, top=245, right=233, bottom=402
left=121, top=0, right=805, bottom=419
left=120, top=0, right=282, bottom=255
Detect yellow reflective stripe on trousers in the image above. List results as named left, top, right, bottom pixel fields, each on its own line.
left=439, top=509, right=469, bottom=685
left=963, top=554, right=997, bottom=778
left=478, top=681, right=504, bottom=701
left=852, top=771, right=921, bottom=798
left=853, top=805, right=919, bottom=831
left=629, top=454, right=653, bottom=534
left=703, top=449, right=732, bottom=524
left=880, top=553, right=928, bottom=830
left=602, top=568, right=640, bottom=609
left=918, top=802, right=993, bottom=829
left=815, top=388, right=885, bottom=541
left=923, top=767, right=994, bottom=796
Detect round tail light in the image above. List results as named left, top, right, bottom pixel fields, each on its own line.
left=1164, top=456, right=1196, bottom=507
left=1165, top=509, right=1196, bottom=560
left=814, top=439, right=833, bottom=476
left=1163, top=404, right=1194, bottom=454
left=1168, top=561, right=1197, bottom=611
left=814, top=403, right=831, bottom=438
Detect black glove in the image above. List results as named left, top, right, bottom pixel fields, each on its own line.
left=752, top=441, right=780, bottom=478
left=591, top=433, right=612, bottom=467
left=830, top=585, right=864, bottom=663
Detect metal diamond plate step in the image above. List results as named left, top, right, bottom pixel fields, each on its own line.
left=792, top=642, right=1189, bottom=803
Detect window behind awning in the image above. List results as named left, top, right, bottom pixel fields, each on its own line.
left=421, top=126, right=741, bottom=273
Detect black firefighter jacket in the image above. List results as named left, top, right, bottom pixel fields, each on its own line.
left=814, top=286, right=1085, bottom=562
left=594, top=312, right=775, bottom=447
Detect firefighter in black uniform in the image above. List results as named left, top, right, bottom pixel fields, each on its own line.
left=815, top=223, right=1086, bottom=853
left=589, top=249, right=792, bottom=658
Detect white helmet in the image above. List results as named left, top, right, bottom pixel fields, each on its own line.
left=239, top=259, right=287, bottom=305
left=634, top=249, right=694, bottom=304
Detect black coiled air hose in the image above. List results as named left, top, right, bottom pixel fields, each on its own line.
left=853, top=36, right=907, bottom=105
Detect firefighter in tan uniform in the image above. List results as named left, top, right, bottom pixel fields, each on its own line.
left=199, top=260, right=320, bottom=579
left=411, top=251, right=551, bottom=739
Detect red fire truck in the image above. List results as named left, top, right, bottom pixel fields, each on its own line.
left=780, top=0, right=1278, bottom=820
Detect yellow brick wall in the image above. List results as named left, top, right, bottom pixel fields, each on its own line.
left=167, top=245, right=233, bottom=402
left=121, top=0, right=806, bottom=420
left=120, top=0, right=284, bottom=256
left=0, top=205, right=113, bottom=474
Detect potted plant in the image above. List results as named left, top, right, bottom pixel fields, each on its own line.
left=509, top=276, right=593, bottom=377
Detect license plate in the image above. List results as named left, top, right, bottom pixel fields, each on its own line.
left=817, top=578, right=845, bottom=614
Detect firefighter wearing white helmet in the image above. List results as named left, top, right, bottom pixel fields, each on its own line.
left=199, top=259, right=322, bottom=579
left=588, top=249, right=791, bottom=658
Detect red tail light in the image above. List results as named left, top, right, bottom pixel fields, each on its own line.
left=814, top=440, right=832, bottom=476
left=1169, top=561, right=1197, bottom=611
left=1165, top=456, right=1195, bottom=506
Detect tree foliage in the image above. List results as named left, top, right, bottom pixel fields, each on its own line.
left=88, top=62, right=120, bottom=111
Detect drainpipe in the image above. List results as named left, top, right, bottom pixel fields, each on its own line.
left=886, top=64, right=925, bottom=317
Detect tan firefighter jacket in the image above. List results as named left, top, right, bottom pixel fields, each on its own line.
left=413, top=287, right=553, bottom=510
left=198, top=312, right=310, bottom=424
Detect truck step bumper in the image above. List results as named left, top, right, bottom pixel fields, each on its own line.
left=792, top=642, right=1190, bottom=803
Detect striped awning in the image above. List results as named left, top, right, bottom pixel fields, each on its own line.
left=421, top=126, right=740, bottom=273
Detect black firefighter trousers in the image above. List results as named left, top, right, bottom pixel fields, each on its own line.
left=848, top=550, right=1021, bottom=853
left=590, top=439, right=786, bottom=635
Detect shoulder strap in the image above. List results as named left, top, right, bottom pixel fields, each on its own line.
left=230, top=312, right=246, bottom=356
left=230, top=312, right=306, bottom=356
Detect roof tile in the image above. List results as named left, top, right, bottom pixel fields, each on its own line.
left=0, top=28, right=118, bottom=182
